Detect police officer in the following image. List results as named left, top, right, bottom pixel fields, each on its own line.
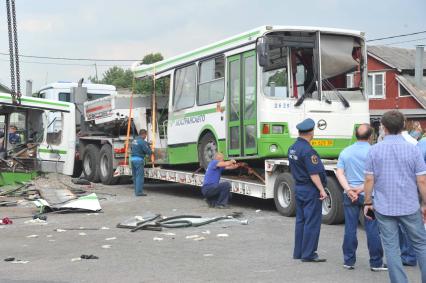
left=288, top=118, right=328, bottom=262
left=131, top=129, right=152, bottom=196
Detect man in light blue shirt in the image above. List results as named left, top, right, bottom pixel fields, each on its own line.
left=364, top=110, right=426, bottom=283
left=336, top=124, right=386, bottom=271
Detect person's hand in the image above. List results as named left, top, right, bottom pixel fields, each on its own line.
left=422, top=203, right=426, bottom=223
left=347, top=190, right=358, bottom=202
left=364, top=205, right=374, bottom=221
left=247, top=168, right=254, bottom=174
left=319, top=189, right=327, bottom=200
left=230, top=159, right=237, bottom=164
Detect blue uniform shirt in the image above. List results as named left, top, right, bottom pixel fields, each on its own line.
left=288, top=137, right=327, bottom=187
left=203, top=159, right=225, bottom=186
left=337, top=141, right=370, bottom=188
left=417, top=137, right=426, bottom=163
left=131, top=137, right=152, bottom=161
left=8, top=132, right=21, bottom=144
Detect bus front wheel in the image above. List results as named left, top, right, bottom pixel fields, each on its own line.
left=273, top=172, right=296, bottom=217
left=198, top=132, right=217, bottom=169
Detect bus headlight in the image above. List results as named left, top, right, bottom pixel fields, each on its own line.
left=270, top=144, right=278, bottom=153
left=272, top=125, right=284, bottom=134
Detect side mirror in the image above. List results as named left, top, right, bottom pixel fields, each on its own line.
left=257, top=36, right=268, bottom=67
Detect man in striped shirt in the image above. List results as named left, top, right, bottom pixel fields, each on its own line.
left=364, top=110, right=426, bottom=283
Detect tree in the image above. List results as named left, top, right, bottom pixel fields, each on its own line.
left=141, top=53, right=163, bottom=65
left=88, top=53, right=164, bottom=93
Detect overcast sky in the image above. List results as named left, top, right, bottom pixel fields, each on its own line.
left=0, top=0, right=425, bottom=94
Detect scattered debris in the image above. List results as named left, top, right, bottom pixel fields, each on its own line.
left=4, top=257, right=15, bottom=262
left=26, top=234, right=38, bottom=238
left=117, top=212, right=246, bottom=233
left=201, top=230, right=211, bottom=235
left=102, top=245, right=112, bottom=249
left=46, top=235, right=53, bottom=238
left=86, top=213, right=99, bottom=216
left=1, top=217, right=13, bottom=225
left=203, top=254, right=214, bottom=257
left=105, top=237, right=116, bottom=241
left=33, top=193, right=102, bottom=213
left=0, top=200, right=17, bottom=207
left=185, top=235, right=200, bottom=239
left=11, top=260, right=29, bottom=264
left=54, top=228, right=67, bottom=232
left=24, top=218, right=47, bottom=225
left=71, top=257, right=82, bottom=262
left=193, top=237, right=206, bottom=241
left=159, top=232, right=176, bottom=236
left=255, top=209, right=261, bottom=213
left=71, top=178, right=91, bottom=185
left=100, top=226, right=110, bottom=230
left=217, top=234, right=229, bottom=238
left=153, top=237, right=163, bottom=241
left=78, top=232, right=87, bottom=236
left=80, top=254, right=99, bottom=260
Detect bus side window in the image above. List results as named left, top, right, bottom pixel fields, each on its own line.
left=173, top=64, right=196, bottom=111
left=58, top=92, right=71, bottom=102
left=198, top=56, right=225, bottom=105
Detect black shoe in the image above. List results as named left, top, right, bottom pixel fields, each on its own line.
left=402, top=262, right=416, bottom=267
left=204, top=199, right=215, bottom=208
left=301, top=258, right=327, bottom=263
left=136, top=193, right=147, bottom=196
left=370, top=264, right=388, bottom=272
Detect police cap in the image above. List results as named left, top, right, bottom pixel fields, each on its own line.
left=296, top=118, right=315, bottom=132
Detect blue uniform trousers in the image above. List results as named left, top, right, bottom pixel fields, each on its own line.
left=293, top=185, right=322, bottom=260
left=342, top=194, right=384, bottom=267
left=201, top=182, right=232, bottom=206
left=131, top=159, right=145, bottom=196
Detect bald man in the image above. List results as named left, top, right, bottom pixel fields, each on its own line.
left=336, top=124, right=387, bottom=271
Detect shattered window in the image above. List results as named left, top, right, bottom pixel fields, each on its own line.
left=46, top=111, right=63, bottom=145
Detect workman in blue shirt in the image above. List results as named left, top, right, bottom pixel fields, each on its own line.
left=8, top=125, right=21, bottom=144
left=131, top=129, right=152, bottom=196
left=288, top=118, right=328, bottom=263
left=202, top=152, right=240, bottom=208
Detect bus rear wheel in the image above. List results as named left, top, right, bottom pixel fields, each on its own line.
left=198, top=132, right=217, bottom=169
left=82, top=144, right=100, bottom=183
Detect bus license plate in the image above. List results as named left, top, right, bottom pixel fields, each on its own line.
left=311, top=140, right=334, bottom=147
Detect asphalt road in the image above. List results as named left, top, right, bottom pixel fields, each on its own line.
left=0, top=175, right=422, bottom=283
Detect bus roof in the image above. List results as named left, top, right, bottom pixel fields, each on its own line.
left=38, top=82, right=116, bottom=93
left=0, top=92, right=73, bottom=112
left=132, top=25, right=364, bottom=78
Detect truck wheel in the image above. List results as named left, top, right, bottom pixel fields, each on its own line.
left=71, top=160, right=83, bottom=178
left=99, top=144, right=119, bottom=185
left=322, top=176, right=344, bottom=225
left=198, top=132, right=217, bottom=169
left=274, top=172, right=296, bottom=217
left=82, top=144, right=100, bottom=183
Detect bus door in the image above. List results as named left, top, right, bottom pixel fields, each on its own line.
left=227, top=50, right=257, bottom=157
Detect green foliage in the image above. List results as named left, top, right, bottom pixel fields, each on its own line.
left=88, top=53, right=165, bottom=94
left=141, top=53, right=164, bottom=65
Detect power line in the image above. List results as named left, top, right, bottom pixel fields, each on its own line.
left=367, top=30, right=426, bottom=42
left=0, top=58, right=130, bottom=67
left=382, top=37, right=426, bottom=46
left=0, top=52, right=139, bottom=62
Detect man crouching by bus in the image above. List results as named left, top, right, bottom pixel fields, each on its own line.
left=131, top=129, right=152, bottom=197
left=202, top=152, right=240, bottom=209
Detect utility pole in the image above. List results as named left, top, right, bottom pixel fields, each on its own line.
left=94, top=63, right=99, bottom=82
